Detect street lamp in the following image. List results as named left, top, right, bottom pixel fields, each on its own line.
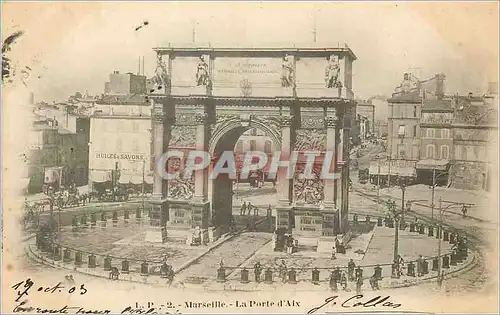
left=385, top=198, right=403, bottom=264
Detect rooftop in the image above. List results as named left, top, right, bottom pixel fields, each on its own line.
left=422, top=99, right=453, bottom=112
left=387, top=91, right=421, bottom=103
left=95, top=94, right=149, bottom=105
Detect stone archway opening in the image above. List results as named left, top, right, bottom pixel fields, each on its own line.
left=209, top=124, right=279, bottom=233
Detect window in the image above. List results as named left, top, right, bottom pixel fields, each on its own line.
left=413, top=126, right=417, bottom=137
left=413, top=106, right=417, bottom=118
left=251, top=128, right=257, bottom=136
left=116, top=138, right=123, bottom=151
left=426, top=128, right=435, bottom=138
left=235, top=140, right=243, bottom=152
left=250, top=140, right=257, bottom=151
left=441, top=128, right=449, bottom=139
left=132, top=139, right=139, bottom=152
left=398, top=125, right=406, bottom=137
left=264, top=140, right=272, bottom=154
left=426, top=144, right=435, bottom=159
left=440, top=145, right=449, bottom=159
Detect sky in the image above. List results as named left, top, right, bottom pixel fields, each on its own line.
left=3, top=2, right=498, bottom=103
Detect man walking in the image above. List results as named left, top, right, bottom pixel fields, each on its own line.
left=240, top=201, right=247, bottom=216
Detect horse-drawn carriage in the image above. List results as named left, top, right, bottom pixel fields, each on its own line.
left=97, top=187, right=129, bottom=202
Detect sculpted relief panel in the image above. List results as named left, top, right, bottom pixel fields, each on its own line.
left=167, top=157, right=195, bottom=200
left=294, top=129, right=326, bottom=152
left=293, top=164, right=325, bottom=205
left=169, top=125, right=197, bottom=148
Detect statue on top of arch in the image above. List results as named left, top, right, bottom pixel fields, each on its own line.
left=153, top=53, right=169, bottom=92
left=281, top=54, right=294, bottom=88
left=196, top=55, right=210, bottom=86
left=325, top=54, right=342, bottom=89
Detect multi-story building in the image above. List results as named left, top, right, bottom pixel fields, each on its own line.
left=449, top=92, right=497, bottom=191
left=416, top=99, right=454, bottom=185
left=26, top=113, right=60, bottom=193
left=356, top=99, right=375, bottom=135
left=34, top=102, right=91, bottom=189
left=370, top=73, right=445, bottom=182
left=105, top=71, right=147, bottom=95
left=88, top=93, right=153, bottom=192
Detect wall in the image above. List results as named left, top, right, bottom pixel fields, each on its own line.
left=89, top=107, right=152, bottom=175
left=387, top=101, right=421, bottom=160
left=419, top=127, right=453, bottom=160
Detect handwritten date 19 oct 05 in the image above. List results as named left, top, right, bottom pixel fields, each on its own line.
left=12, top=278, right=88, bottom=302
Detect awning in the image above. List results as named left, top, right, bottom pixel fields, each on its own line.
left=130, top=175, right=143, bottom=185
left=416, top=159, right=449, bottom=171
left=118, top=174, right=132, bottom=184
left=90, top=170, right=112, bottom=183
left=369, top=160, right=417, bottom=177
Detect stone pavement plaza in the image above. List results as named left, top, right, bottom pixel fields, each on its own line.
left=56, top=218, right=452, bottom=285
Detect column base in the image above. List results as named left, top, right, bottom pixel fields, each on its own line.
left=145, top=227, right=167, bottom=243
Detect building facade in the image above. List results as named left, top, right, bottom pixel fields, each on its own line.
left=88, top=95, right=153, bottom=192
left=416, top=99, right=454, bottom=185
left=356, top=99, right=375, bottom=135
left=26, top=114, right=60, bottom=193
left=449, top=93, right=497, bottom=191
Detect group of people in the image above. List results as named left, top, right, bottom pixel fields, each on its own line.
left=240, top=201, right=259, bottom=216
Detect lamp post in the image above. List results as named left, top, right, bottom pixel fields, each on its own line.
left=386, top=198, right=402, bottom=263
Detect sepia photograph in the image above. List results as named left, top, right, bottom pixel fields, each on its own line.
left=2, top=1, right=498, bottom=314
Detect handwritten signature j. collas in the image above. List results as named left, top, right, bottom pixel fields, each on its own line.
left=307, top=295, right=402, bottom=314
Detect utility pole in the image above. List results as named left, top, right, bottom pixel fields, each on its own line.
left=377, top=160, right=381, bottom=211
left=142, top=159, right=145, bottom=213
left=437, top=197, right=443, bottom=287
left=431, top=167, right=436, bottom=220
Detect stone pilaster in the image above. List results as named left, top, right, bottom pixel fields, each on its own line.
left=190, top=112, right=210, bottom=232
left=275, top=112, right=294, bottom=233
left=148, top=100, right=168, bottom=243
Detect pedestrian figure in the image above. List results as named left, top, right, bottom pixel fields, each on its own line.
left=254, top=261, right=262, bottom=283
left=416, top=255, right=424, bottom=277
left=347, top=259, right=356, bottom=281
left=240, top=202, right=247, bottom=216
left=331, top=245, right=336, bottom=260
left=461, top=205, right=468, bottom=218
left=279, top=260, right=287, bottom=283
left=356, top=275, right=363, bottom=294
left=267, top=205, right=272, bottom=218
left=330, top=271, right=338, bottom=292
left=247, top=202, right=253, bottom=216
left=369, top=273, right=380, bottom=290
left=340, top=271, right=348, bottom=291
left=253, top=205, right=259, bottom=216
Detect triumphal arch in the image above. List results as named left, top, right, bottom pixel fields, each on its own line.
left=147, top=44, right=356, bottom=249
